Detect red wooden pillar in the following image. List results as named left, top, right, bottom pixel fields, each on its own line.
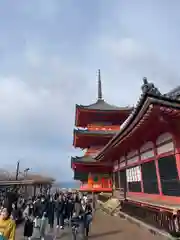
left=174, top=136, right=180, bottom=179
left=154, top=145, right=162, bottom=196
left=138, top=150, right=144, bottom=193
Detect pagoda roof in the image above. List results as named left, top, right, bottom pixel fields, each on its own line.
left=75, top=70, right=133, bottom=127
left=76, top=99, right=132, bottom=112
left=72, top=155, right=96, bottom=163
left=95, top=78, right=180, bottom=161
left=74, top=128, right=116, bottom=136
left=71, top=156, right=112, bottom=169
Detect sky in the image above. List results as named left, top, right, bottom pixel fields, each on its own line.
left=0, top=0, right=180, bottom=181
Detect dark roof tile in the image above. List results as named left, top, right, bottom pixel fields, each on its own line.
left=76, top=99, right=133, bottom=111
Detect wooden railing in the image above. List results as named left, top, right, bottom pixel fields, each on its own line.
left=80, top=182, right=112, bottom=190
left=121, top=200, right=180, bottom=237
left=85, top=147, right=102, bottom=156
left=87, top=124, right=120, bottom=131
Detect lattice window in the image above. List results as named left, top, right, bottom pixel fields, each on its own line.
left=156, top=132, right=174, bottom=155
left=140, top=141, right=154, bottom=160
left=126, top=166, right=141, bottom=192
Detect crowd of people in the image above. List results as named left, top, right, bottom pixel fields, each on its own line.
left=0, top=190, right=94, bottom=240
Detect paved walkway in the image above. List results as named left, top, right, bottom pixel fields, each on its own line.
left=16, top=210, right=165, bottom=239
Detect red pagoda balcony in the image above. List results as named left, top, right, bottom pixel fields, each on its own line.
left=85, top=147, right=103, bottom=156
left=87, top=124, right=120, bottom=131
left=79, top=182, right=112, bottom=192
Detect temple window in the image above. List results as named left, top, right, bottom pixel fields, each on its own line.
left=126, top=166, right=141, bottom=192
left=158, top=155, right=180, bottom=196
left=119, top=156, right=126, bottom=169
left=119, top=161, right=126, bottom=168
left=141, top=161, right=159, bottom=194
left=127, top=150, right=139, bottom=165
left=113, top=160, right=119, bottom=171
left=140, top=141, right=154, bottom=161
left=114, top=171, right=119, bottom=189
left=113, top=160, right=119, bottom=189
left=119, top=169, right=126, bottom=191
left=156, top=132, right=174, bottom=155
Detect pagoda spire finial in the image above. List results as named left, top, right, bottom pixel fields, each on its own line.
left=98, top=69, right=103, bottom=100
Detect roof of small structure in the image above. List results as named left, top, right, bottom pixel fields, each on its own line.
left=95, top=78, right=180, bottom=161
left=0, top=170, right=55, bottom=184
left=22, top=174, right=55, bottom=183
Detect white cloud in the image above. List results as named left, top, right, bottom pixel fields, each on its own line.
left=0, top=0, right=180, bottom=181
left=98, top=36, right=180, bottom=96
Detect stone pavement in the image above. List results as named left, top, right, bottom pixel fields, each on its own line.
left=16, top=210, right=165, bottom=240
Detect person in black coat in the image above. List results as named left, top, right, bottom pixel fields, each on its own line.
left=55, top=195, right=65, bottom=229
left=33, top=197, right=41, bottom=218
left=38, top=196, right=48, bottom=218
left=23, top=214, right=34, bottom=239
left=47, top=196, right=55, bottom=230
left=66, top=198, right=74, bottom=223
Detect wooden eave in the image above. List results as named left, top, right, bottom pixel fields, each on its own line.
left=74, top=129, right=116, bottom=136
left=73, top=129, right=116, bottom=147
left=75, top=102, right=133, bottom=127
left=71, top=156, right=110, bottom=167
left=95, top=93, right=180, bottom=161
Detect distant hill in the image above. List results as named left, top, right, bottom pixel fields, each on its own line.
left=53, top=181, right=80, bottom=189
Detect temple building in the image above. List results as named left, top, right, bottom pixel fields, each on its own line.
left=95, top=78, right=180, bottom=234
left=71, top=70, right=132, bottom=192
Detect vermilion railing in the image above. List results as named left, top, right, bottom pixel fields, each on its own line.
left=80, top=179, right=112, bottom=192
left=79, top=183, right=112, bottom=192
left=85, top=147, right=102, bottom=156
left=87, top=124, right=120, bottom=131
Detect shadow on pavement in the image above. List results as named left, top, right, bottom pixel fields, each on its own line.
left=90, top=230, right=122, bottom=239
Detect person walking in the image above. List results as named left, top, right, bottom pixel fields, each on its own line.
left=39, top=196, right=48, bottom=240
left=84, top=199, right=93, bottom=237
left=23, top=202, right=34, bottom=240
left=47, top=196, right=55, bottom=231
left=55, top=195, right=65, bottom=229
left=66, top=197, right=74, bottom=225
left=23, top=214, right=34, bottom=240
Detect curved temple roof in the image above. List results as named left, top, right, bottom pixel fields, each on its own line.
left=71, top=156, right=112, bottom=168
left=76, top=99, right=133, bottom=111
left=165, top=85, right=180, bottom=99
left=95, top=78, right=180, bottom=161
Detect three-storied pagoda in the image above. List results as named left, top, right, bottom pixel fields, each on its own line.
left=71, top=70, right=132, bottom=192
left=95, top=78, right=180, bottom=234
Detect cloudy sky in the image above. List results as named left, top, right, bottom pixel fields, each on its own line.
left=0, top=0, right=179, bottom=181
